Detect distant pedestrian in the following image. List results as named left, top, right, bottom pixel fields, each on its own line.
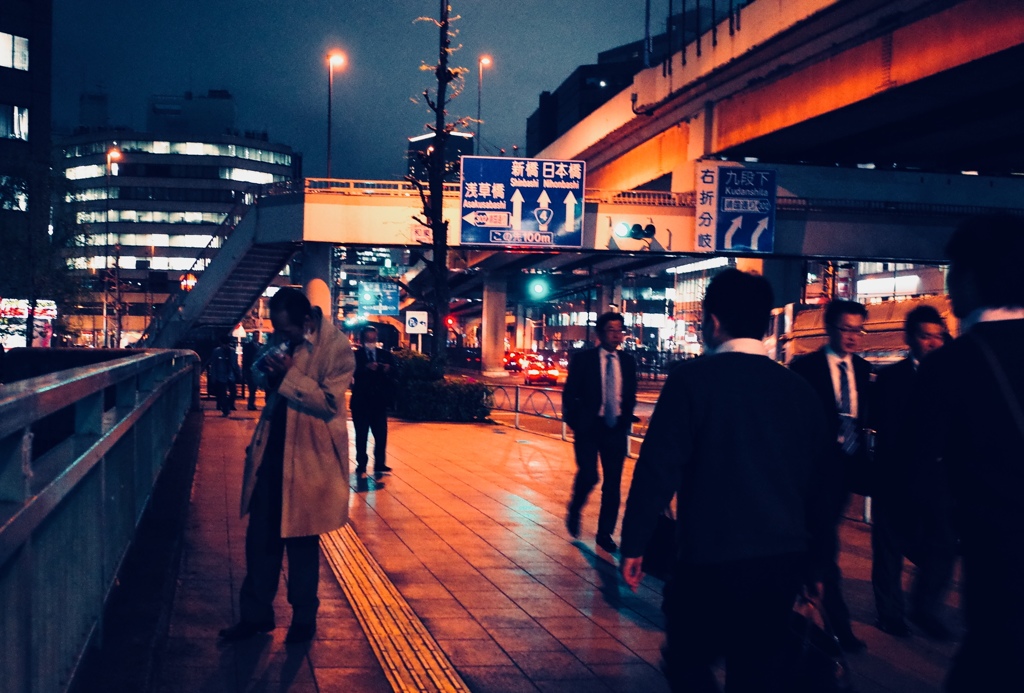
left=911, top=214, right=1024, bottom=692
left=620, top=269, right=834, bottom=692
left=350, top=326, right=395, bottom=478
left=219, top=288, right=355, bottom=645
left=241, top=334, right=259, bottom=410
left=870, top=305, right=954, bottom=640
left=789, top=299, right=873, bottom=653
left=562, top=311, right=637, bottom=554
left=209, top=335, right=240, bottom=416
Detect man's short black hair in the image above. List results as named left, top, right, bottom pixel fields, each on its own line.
left=904, top=305, right=944, bottom=337
left=595, top=311, right=625, bottom=333
left=824, top=299, right=868, bottom=329
left=361, top=325, right=378, bottom=339
left=703, top=268, right=775, bottom=340
left=268, top=287, right=312, bottom=328
left=946, top=214, right=1024, bottom=308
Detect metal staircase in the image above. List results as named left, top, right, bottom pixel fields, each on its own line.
left=139, top=193, right=299, bottom=349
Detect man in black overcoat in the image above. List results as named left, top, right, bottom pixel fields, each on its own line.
left=350, top=325, right=395, bottom=478
left=789, top=299, right=872, bottom=652
left=913, top=214, right=1024, bottom=692
left=562, top=311, right=637, bottom=553
left=870, top=305, right=953, bottom=639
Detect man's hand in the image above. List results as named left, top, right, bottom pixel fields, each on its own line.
left=620, top=556, right=645, bottom=592
left=264, top=351, right=293, bottom=375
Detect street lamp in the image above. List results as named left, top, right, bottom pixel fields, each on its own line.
left=476, top=55, right=492, bottom=155
left=104, top=147, right=121, bottom=347
left=326, top=50, right=346, bottom=179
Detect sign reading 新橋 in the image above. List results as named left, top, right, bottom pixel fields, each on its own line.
left=459, top=156, right=586, bottom=248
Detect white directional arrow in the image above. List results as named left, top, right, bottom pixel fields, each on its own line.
left=534, top=190, right=553, bottom=231
left=750, top=217, right=769, bottom=250
left=537, top=189, right=551, bottom=208
left=510, top=189, right=524, bottom=230
left=563, top=191, right=578, bottom=234
left=724, top=216, right=743, bottom=249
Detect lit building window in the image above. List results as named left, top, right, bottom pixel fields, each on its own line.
left=0, top=32, right=29, bottom=71
left=0, top=104, right=28, bottom=140
left=0, top=175, right=28, bottom=211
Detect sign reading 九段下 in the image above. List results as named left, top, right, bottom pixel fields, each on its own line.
left=694, top=161, right=777, bottom=254
left=459, top=156, right=586, bottom=248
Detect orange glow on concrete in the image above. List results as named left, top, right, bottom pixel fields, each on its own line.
left=587, top=124, right=689, bottom=191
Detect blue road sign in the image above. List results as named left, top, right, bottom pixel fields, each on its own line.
left=694, top=162, right=777, bottom=253
left=357, top=282, right=399, bottom=316
left=459, top=156, right=586, bottom=248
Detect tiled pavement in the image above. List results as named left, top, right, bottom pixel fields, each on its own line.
left=147, top=400, right=962, bottom=692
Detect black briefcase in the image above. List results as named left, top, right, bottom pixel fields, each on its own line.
left=787, top=595, right=855, bottom=693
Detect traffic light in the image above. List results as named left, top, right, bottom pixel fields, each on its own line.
left=525, top=276, right=551, bottom=300
left=614, top=222, right=656, bottom=240
left=445, top=315, right=456, bottom=328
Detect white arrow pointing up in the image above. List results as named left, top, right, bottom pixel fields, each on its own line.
left=563, top=191, right=577, bottom=233
left=750, top=217, right=769, bottom=250
left=724, top=216, right=743, bottom=249
left=510, top=189, right=524, bottom=230
left=537, top=189, right=551, bottom=208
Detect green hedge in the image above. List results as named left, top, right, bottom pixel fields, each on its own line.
left=391, top=349, right=492, bottom=422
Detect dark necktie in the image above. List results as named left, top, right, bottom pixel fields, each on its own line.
left=604, top=352, right=617, bottom=428
left=367, top=349, right=375, bottom=364
left=837, top=361, right=858, bottom=454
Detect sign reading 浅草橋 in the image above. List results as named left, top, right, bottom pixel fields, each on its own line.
left=694, top=161, right=777, bottom=254
left=459, top=156, right=586, bottom=248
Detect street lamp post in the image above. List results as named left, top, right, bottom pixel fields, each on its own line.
left=476, top=55, right=492, bottom=155
left=104, top=147, right=121, bottom=347
left=326, top=51, right=346, bottom=178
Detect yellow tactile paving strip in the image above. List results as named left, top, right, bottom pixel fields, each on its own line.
left=322, top=524, right=471, bottom=693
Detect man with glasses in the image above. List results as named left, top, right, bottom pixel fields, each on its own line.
left=790, top=299, right=872, bottom=652
left=562, top=312, right=638, bottom=553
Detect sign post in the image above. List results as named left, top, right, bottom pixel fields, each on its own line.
left=459, top=156, right=586, bottom=248
left=694, top=161, right=777, bottom=253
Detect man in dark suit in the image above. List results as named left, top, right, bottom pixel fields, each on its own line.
left=562, top=311, right=637, bottom=553
left=620, top=269, right=834, bottom=691
left=871, top=305, right=952, bottom=639
left=914, top=214, right=1024, bottom=692
left=350, top=326, right=395, bottom=478
left=789, top=299, right=872, bottom=653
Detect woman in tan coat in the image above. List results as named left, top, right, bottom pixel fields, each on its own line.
left=220, top=288, right=355, bottom=644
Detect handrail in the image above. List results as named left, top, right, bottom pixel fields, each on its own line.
left=0, top=349, right=200, bottom=693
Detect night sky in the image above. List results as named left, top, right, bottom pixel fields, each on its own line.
left=52, top=1, right=653, bottom=180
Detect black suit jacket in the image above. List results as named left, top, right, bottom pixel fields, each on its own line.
left=562, top=347, right=637, bottom=433
left=871, top=357, right=916, bottom=497
left=350, top=347, right=395, bottom=413
left=789, top=348, right=873, bottom=496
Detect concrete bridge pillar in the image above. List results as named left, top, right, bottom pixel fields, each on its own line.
left=302, top=242, right=334, bottom=319
left=481, top=274, right=508, bottom=376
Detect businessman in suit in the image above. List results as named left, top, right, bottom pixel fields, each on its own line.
left=914, top=214, right=1024, bottom=692
left=562, top=311, right=637, bottom=553
left=620, top=268, right=834, bottom=691
left=871, top=305, right=953, bottom=639
left=789, top=299, right=872, bottom=653
left=350, top=326, right=395, bottom=478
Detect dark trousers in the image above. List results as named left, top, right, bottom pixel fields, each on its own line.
left=822, top=496, right=856, bottom=639
left=353, top=406, right=388, bottom=470
left=212, top=379, right=236, bottom=414
left=873, top=493, right=955, bottom=624
left=663, top=553, right=804, bottom=693
left=244, top=374, right=258, bottom=408
left=239, top=469, right=320, bottom=626
left=569, top=419, right=627, bottom=538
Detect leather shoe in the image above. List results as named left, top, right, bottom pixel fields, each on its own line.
left=836, top=632, right=867, bottom=653
left=355, top=465, right=367, bottom=478
left=565, top=507, right=581, bottom=538
left=909, top=612, right=952, bottom=641
left=285, top=622, right=316, bottom=644
left=218, top=620, right=274, bottom=641
left=876, top=617, right=911, bottom=637
left=596, top=534, right=618, bottom=553
left=375, top=464, right=393, bottom=474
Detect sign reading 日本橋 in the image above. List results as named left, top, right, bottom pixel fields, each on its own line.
left=459, top=156, right=586, bottom=248
left=694, top=161, right=777, bottom=254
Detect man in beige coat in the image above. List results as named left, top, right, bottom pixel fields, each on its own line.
left=219, top=288, right=355, bottom=644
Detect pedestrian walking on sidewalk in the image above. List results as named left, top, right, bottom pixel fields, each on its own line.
left=911, top=214, right=1024, bottom=692
left=351, top=325, right=395, bottom=478
left=219, top=288, right=355, bottom=645
left=562, top=311, right=638, bottom=554
left=209, top=335, right=240, bottom=416
left=620, top=269, right=835, bottom=692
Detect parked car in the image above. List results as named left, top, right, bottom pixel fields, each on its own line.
left=523, top=359, right=561, bottom=385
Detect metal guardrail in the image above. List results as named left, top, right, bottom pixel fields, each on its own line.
left=0, top=349, right=200, bottom=693
left=485, top=384, right=645, bottom=458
